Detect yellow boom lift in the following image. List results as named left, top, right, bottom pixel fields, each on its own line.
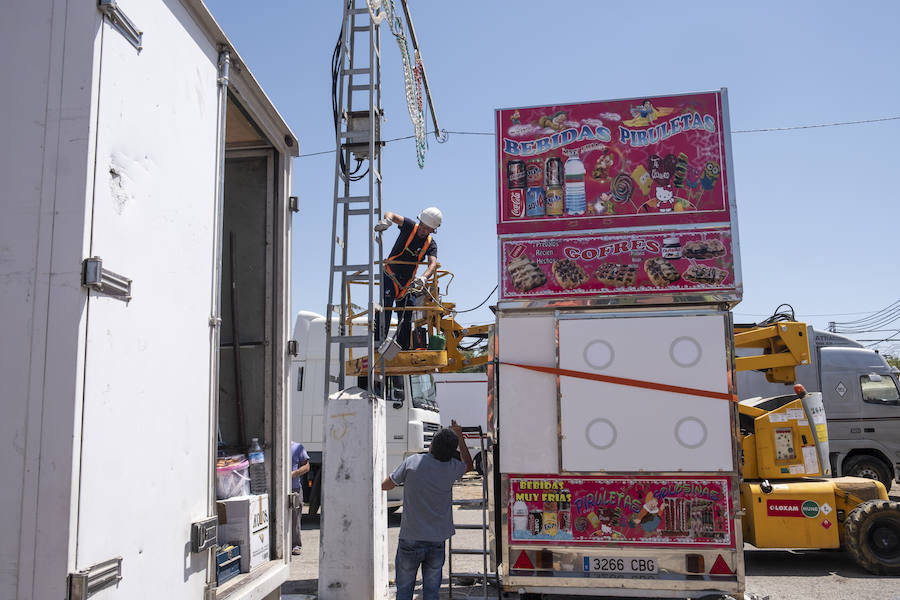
left=735, top=320, right=900, bottom=574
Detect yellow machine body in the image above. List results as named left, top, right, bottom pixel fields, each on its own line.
left=741, top=480, right=841, bottom=548
left=740, top=397, right=826, bottom=480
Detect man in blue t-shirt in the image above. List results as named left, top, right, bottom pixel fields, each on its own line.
left=373, top=207, right=441, bottom=350
left=290, top=441, right=310, bottom=556
left=381, top=420, right=473, bottom=600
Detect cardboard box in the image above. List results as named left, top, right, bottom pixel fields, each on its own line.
left=217, top=494, right=269, bottom=572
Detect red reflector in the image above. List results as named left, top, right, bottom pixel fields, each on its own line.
left=512, top=550, right=534, bottom=570
left=709, top=554, right=733, bottom=575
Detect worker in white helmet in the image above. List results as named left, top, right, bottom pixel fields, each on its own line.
left=374, top=207, right=442, bottom=350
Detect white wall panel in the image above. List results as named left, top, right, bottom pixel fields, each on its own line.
left=498, top=315, right=558, bottom=473
left=558, top=314, right=733, bottom=472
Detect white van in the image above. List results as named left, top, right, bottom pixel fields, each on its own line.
left=290, top=311, right=441, bottom=512
left=737, top=327, right=900, bottom=490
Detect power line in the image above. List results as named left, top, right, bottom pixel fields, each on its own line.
left=297, top=115, right=900, bottom=158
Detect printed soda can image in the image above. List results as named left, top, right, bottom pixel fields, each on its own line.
left=559, top=509, right=571, bottom=533
left=508, top=188, right=526, bottom=218
left=544, top=156, right=564, bottom=187
left=529, top=510, right=543, bottom=536
left=545, top=186, right=564, bottom=215
left=507, top=160, right=526, bottom=189
left=542, top=511, right=559, bottom=536
left=586, top=511, right=601, bottom=529
left=525, top=187, right=545, bottom=216
left=525, top=159, right=543, bottom=188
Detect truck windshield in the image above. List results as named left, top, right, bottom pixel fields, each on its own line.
left=860, top=374, right=900, bottom=403
left=410, top=374, right=438, bottom=412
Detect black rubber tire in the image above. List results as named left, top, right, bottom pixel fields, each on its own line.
left=844, top=455, right=894, bottom=493
left=844, top=499, right=900, bottom=574
left=474, top=452, right=483, bottom=476
left=307, top=469, right=322, bottom=516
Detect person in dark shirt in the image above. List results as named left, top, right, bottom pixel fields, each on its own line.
left=382, top=420, right=473, bottom=600
left=374, top=207, right=441, bottom=349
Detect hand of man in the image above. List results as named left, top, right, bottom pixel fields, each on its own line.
left=450, top=419, right=463, bottom=438
left=374, top=217, right=392, bottom=232
left=414, top=276, right=426, bottom=289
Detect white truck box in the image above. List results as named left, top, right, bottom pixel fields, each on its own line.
left=434, top=372, right=489, bottom=471
left=1, top=2, right=297, bottom=598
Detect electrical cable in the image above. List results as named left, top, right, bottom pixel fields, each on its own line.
left=298, top=115, right=900, bottom=159
left=454, top=284, right=498, bottom=314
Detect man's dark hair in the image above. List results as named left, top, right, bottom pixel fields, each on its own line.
left=430, top=428, right=458, bottom=462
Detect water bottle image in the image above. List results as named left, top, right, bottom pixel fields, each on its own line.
left=248, top=437, right=267, bottom=494
left=564, top=155, right=586, bottom=215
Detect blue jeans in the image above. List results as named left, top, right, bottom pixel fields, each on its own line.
left=395, top=538, right=445, bottom=600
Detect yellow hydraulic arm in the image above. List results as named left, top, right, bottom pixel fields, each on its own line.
left=734, top=321, right=810, bottom=383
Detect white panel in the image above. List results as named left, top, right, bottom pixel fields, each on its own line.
left=559, top=314, right=733, bottom=472
left=76, top=2, right=219, bottom=597
left=319, top=388, right=388, bottom=599
left=498, top=315, right=558, bottom=473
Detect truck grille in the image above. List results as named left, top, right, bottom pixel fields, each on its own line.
left=423, top=422, right=440, bottom=448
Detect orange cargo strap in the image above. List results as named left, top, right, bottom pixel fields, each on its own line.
left=384, top=223, right=432, bottom=296
left=500, top=361, right=738, bottom=402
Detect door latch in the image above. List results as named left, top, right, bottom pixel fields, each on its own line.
left=67, top=557, right=122, bottom=600
left=191, top=516, right=218, bottom=553
left=82, top=257, right=132, bottom=301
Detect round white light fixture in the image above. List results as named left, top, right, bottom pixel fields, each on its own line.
left=675, top=416, right=707, bottom=449
left=585, top=418, right=617, bottom=450
left=583, top=340, right=615, bottom=370
left=670, top=336, right=702, bottom=368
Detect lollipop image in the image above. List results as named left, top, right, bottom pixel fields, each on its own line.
left=611, top=174, right=634, bottom=204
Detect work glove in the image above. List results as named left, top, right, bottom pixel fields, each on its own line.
left=408, top=276, right=426, bottom=293
left=374, top=217, right=392, bottom=232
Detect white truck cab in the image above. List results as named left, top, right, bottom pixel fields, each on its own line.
left=290, top=311, right=441, bottom=512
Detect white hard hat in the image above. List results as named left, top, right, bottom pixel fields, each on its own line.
left=418, top=207, right=442, bottom=229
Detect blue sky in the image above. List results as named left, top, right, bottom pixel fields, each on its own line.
left=206, top=1, right=900, bottom=354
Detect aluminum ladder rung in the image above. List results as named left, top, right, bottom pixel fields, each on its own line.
left=350, top=84, right=379, bottom=92
left=449, top=549, right=485, bottom=556
left=453, top=523, right=487, bottom=530
left=337, top=195, right=371, bottom=204
left=349, top=7, right=371, bottom=15
left=351, top=25, right=371, bottom=33
left=452, top=499, right=484, bottom=506
left=331, top=335, right=369, bottom=346
left=333, top=264, right=371, bottom=273
left=342, top=68, right=371, bottom=76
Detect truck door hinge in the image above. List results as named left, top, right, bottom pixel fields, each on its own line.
left=290, top=491, right=302, bottom=510
left=82, top=257, right=132, bottom=301
left=289, top=195, right=300, bottom=213
left=190, top=516, right=219, bottom=553
left=97, top=0, right=143, bottom=51
left=287, top=339, right=299, bottom=356
left=67, top=557, right=123, bottom=600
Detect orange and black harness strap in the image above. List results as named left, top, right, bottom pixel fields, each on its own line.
left=384, top=223, right=432, bottom=297
left=500, top=361, right=738, bottom=402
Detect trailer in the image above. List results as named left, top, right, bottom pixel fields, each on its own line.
left=488, top=90, right=743, bottom=598
left=1, top=1, right=297, bottom=598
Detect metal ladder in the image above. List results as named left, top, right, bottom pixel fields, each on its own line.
left=324, top=0, right=383, bottom=395
left=448, top=426, right=499, bottom=599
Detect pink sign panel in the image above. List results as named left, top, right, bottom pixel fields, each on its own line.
left=501, top=227, right=736, bottom=301
left=496, top=91, right=731, bottom=235
left=508, top=475, right=735, bottom=548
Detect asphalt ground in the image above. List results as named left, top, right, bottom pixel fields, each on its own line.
left=281, top=476, right=900, bottom=600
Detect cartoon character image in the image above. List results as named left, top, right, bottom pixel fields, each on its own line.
left=638, top=185, right=696, bottom=213
left=630, top=165, right=653, bottom=196
left=591, top=149, right=616, bottom=180
left=623, top=99, right=675, bottom=127
left=536, top=110, right=568, bottom=131
left=686, top=160, right=721, bottom=205
left=510, top=110, right=520, bottom=125
left=628, top=491, right=665, bottom=535
left=590, top=192, right=615, bottom=216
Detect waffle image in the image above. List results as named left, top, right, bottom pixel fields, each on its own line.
left=507, top=255, right=546, bottom=293
left=683, top=264, right=728, bottom=285
left=595, top=263, right=637, bottom=287
left=551, top=259, right=588, bottom=289
left=644, top=257, right=680, bottom=287
left=683, top=239, right=726, bottom=260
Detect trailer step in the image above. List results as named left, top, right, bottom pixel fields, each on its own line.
left=453, top=523, right=487, bottom=530
left=449, top=548, right=487, bottom=555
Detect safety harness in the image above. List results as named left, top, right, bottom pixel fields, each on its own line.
left=384, top=223, right=432, bottom=297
